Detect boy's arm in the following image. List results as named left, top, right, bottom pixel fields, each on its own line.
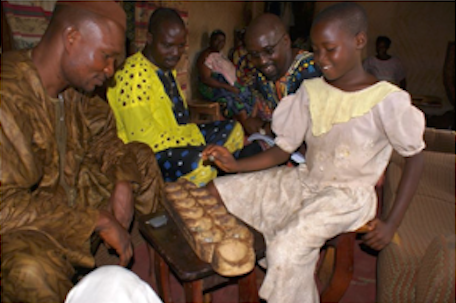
left=363, top=151, right=424, bottom=250
left=203, top=144, right=290, bottom=173
left=236, top=145, right=291, bottom=172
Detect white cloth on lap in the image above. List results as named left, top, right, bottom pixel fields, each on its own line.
left=65, top=265, right=162, bottom=303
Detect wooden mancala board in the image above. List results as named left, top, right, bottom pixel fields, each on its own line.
left=163, top=179, right=255, bottom=277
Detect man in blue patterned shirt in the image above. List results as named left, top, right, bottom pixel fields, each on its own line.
left=238, top=13, right=321, bottom=136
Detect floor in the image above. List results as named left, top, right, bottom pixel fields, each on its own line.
left=128, top=236, right=377, bottom=303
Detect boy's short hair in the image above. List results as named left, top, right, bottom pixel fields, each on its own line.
left=313, top=2, right=368, bottom=36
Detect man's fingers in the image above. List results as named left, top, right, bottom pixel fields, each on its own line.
left=118, top=242, right=133, bottom=267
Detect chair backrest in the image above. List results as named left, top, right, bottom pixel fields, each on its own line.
left=423, top=127, right=455, bottom=154
left=187, top=99, right=222, bottom=124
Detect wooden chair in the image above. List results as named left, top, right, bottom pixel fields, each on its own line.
left=317, top=176, right=384, bottom=302
left=188, top=99, right=222, bottom=124
left=318, top=232, right=358, bottom=302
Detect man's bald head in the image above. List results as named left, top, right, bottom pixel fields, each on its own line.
left=34, top=0, right=127, bottom=96
left=245, top=14, right=287, bottom=48
left=50, top=0, right=126, bottom=32
left=147, top=7, right=185, bottom=37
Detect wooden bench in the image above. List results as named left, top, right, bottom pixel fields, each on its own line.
left=139, top=209, right=265, bottom=303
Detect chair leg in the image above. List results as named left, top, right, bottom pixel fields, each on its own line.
left=154, top=251, right=174, bottom=303
left=238, top=269, right=260, bottom=303
left=184, top=280, right=204, bottom=303
left=320, top=233, right=355, bottom=303
left=203, top=292, right=212, bottom=303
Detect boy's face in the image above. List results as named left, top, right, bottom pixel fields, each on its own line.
left=310, top=19, right=361, bottom=83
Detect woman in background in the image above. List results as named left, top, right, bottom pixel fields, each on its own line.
left=363, top=35, right=407, bottom=89
left=197, top=29, right=253, bottom=120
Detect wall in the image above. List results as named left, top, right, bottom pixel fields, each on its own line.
left=315, top=1, right=455, bottom=110
left=186, top=1, right=264, bottom=100
left=186, top=1, right=455, bottom=108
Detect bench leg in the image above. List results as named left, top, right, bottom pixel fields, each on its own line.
left=154, top=251, right=173, bottom=303
left=238, top=269, right=260, bottom=303
left=184, top=280, right=203, bottom=303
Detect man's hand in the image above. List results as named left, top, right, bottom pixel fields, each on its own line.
left=108, top=181, right=134, bottom=230
left=362, top=218, right=396, bottom=251
left=202, top=144, right=239, bottom=173
left=227, top=85, right=240, bottom=94
left=96, top=210, right=133, bottom=266
left=242, top=117, right=267, bottom=136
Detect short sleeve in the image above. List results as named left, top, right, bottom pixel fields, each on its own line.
left=377, top=91, right=425, bottom=157
left=271, top=85, right=309, bottom=153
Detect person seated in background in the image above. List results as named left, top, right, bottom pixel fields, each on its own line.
left=238, top=13, right=322, bottom=136
left=108, top=8, right=246, bottom=187
left=197, top=29, right=254, bottom=121
left=363, top=35, right=407, bottom=89
left=228, top=28, right=245, bottom=62
left=231, top=27, right=259, bottom=89
left=1, top=2, right=164, bottom=302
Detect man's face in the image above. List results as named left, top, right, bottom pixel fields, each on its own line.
left=62, top=19, right=125, bottom=93
left=148, top=21, right=187, bottom=71
left=245, top=31, right=289, bottom=81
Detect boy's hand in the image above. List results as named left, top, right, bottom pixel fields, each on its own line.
left=362, top=218, right=396, bottom=251
left=202, top=144, right=238, bottom=173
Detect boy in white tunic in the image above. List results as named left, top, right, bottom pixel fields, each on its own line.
left=203, top=3, right=425, bottom=303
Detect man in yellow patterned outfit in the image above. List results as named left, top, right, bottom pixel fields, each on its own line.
left=108, top=8, right=245, bottom=187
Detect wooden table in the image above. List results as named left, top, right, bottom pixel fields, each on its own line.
left=139, top=209, right=266, bottom=303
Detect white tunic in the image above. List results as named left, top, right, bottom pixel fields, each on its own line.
left=214, top=78, right=425, bottom=303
